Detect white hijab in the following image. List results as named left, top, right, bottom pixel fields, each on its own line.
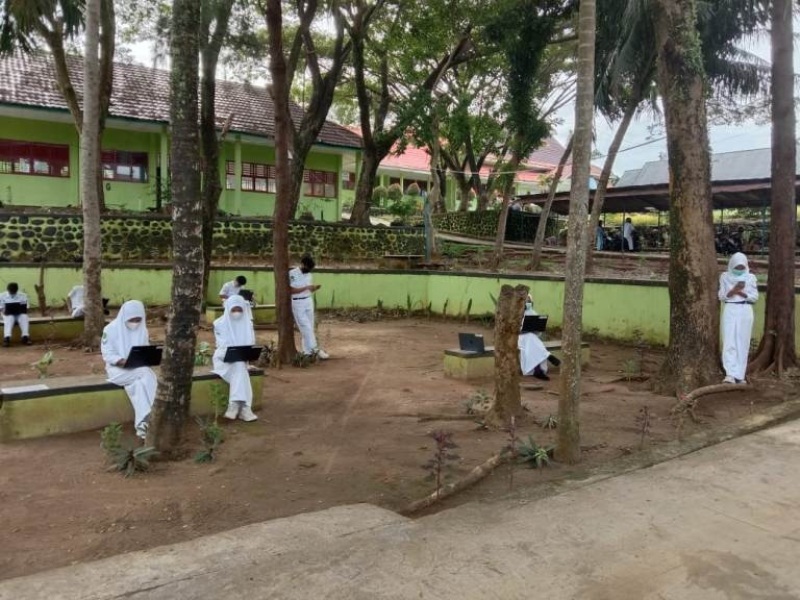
left=725, top=252, right=750, bottom=283
left=103, top=300, right=150, bottom=359
left=214, top=295, right=255, bottom=348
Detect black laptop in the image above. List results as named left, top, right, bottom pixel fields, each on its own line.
left=458, top=333, right=486, bottom=353
left=3, top=302, right=27, bottom=316
left=223, top=345, right=264, bottom=363
left=125, top=345, right=163, bottom=368
left=521, top=315, right=548, bottom=334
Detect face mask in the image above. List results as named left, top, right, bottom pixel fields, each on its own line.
left=126, top=321, right=141, bottom=331
left=231, top=312, right=244, bottom=321
left=731, top=268, right=746, bottom=277
left=525, top=302, right=532, bottom=310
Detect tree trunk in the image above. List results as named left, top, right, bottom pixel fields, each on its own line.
left=457, top=181, right=472, bottom=212
left=486, top=284, right=528, bottom=428
left=585, top=98, right=638, bottom=272
left=80, top=0, right=104, bottom=349
left=556, top=0, right=595, bottom=465
left=266, top=0, right=298, bottom=365
left=149, top=0, right=203, bottom=454
left=96, top=0, right=115, bottom=213
left=349, top=151, right=381, bottom=226
left=653, top=0, right=720, bottom=394
left=529, top=136, right=573, bottom=270
left=749, top=0, right=797, bottom=374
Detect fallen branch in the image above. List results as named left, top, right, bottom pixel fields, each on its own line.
left=671, top=383, right=750, bottom=423
left=400, top=451, right=505, bottom=515
left=392, top=412, right=482, bottom=422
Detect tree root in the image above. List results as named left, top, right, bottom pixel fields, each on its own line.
left=400, top=451, right=506, bottom=515
left=671, top=383, right=750, bottom=424
left=393, top=413, right=482, bottom=423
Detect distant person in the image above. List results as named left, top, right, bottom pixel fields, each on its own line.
left=511, top=200, right=522, bottom=212
left=219, top=275, right=247, bottom=302
left=1, top=282, right=31, bottom=347
left=518, top=294, right=560, bottom=381
left=212, top=295, right=258, bottom=421
left=595, top=221, right=606, bottom=251
left=68, top=285, right=111, bottom=318
left=718, top=253, right=758, bottom=384
left=623, top=218, right=635, bottom=251
left=289, top=254, right=329, bottom=359
left=101, top=300, right=157, bottom=439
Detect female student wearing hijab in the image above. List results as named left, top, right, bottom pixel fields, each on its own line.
left=518, top=294, right=559, bottom=381
left=718, top=252, right=758, bottom=384
left=212, top=295, right=258, bottom=421
left=101, top=300, right=158, bottom=439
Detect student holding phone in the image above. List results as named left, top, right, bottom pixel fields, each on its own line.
left=718, top=253, right=758, bottom=384
left=289, top=254, right=329, bottom=360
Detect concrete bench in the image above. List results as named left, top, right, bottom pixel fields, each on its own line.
left=9, top=315, right=85, bottom=343
left=0, top=367, right=264, bottom=442
left=443, top=340, right=590, bottom=380
left=205, top=304, right=277, bottom=326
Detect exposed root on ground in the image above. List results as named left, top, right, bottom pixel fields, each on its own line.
left=671, top=383, right=751, bottom=424
left=400, top=451, right=506, bottom=515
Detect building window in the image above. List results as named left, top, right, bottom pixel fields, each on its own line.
left=0, top=140, right=70, bottom=177
left=102, top=150, right=148, bottom=182
left=304, top=170, right=336, bottom=198
left=342, top=171, right=356, bottom=190
left=225, top=160, right=236, bottom=190
left=238, top=161, right=276, bottom=193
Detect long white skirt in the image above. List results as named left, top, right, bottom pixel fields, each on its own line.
left=106, top=365, right=157, bottom=429
left=212, top=350, right=253, bottom=407
left=721, top=303, right=753, bottom=381
left=519, top=333, right=550, bottom=376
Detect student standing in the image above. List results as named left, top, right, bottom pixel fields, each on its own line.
left=101, top=300, right=157, bottom=439
left=1, top=282, right=31, bottom=346
left=623, top=218, right=635, bottom=251
left=718, top=252, right=758, bottom=384
left=289, top=255, right=329, bottom=359
left=219, top=275, right=247, bottom=302
left=595, top=221, right=606, bottom=251
left=213, top=295, right=258, bottom=421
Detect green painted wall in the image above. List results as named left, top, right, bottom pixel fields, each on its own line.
left=3, top=266, right=798, bottom=348
left=0, top=116, right=79, bottom=208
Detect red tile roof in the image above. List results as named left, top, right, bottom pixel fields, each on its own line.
left=0, top=53, right=362, bottom=149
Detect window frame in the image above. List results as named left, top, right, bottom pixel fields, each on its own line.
left=0, top=139, right=70, bottom=178
left=235, top=160, right=276, bottom=194
left=304, top=169, right=337, bottom=198
left=101, top=150, right=149, bottom=183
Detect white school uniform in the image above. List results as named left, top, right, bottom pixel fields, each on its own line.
left=289, top=267, right=318, bottom=354
left=219, top=280, right=241, bottom=299
left=623, top=221, right=635, bottom=251
left=518, top=304, right=551, bottom=375
left=0, top=291, right=30, bottom=338
left=101, top=300, right=157, bottom=434
left=68, top=285, right=85, bottom=318
left=718, top=252, right=758, bottom=382
left=212, top=295, right=255, bottom=409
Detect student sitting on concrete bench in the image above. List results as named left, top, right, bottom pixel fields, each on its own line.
left=518, top=294, right=559, bottom=381
left=67, top=285, right=110, bottom=318
left=1, top=282, right=32, bottom=347
left=213, top=295, right=258, bottom=422
left=219, top=275, right=247, bottom=302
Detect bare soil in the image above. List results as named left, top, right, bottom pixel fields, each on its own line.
left=0, top=316, right=793, bottom=581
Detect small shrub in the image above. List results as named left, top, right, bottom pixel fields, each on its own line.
left=194, top=341, right=212, bottom=366
left=463, top=389, right=492, bottom=415
left=621, top=358, right=642, bottom=381
left=405, top=182, right=421, bottom=197
left=372, top=185, right=388, bottom=205
left=101, top=424, right=157, bottom=477
left=541, top=414, right=558, bottom=430
left=100, top=422, right=123, bottom=458
left=195, top=416, right=225, bottom=463
left=209, top=382, right=228, bottom=421
left=31, top=350, right=54, bottom=379
left=292, top=352, right=317, bottom=368
left=422, top=430, right=460, bottom=497
left=518, top=436, right=553, bottom=469
left=387, top=183, right=403, bottom=202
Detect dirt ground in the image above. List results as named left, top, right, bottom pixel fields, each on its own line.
left=0, top=316, right=793, bottom=581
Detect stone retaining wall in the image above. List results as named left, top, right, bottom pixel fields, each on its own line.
left=0, top=212, right=424, bottom=262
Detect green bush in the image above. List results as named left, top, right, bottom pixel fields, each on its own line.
left=372, top=185, right=388, bottom=205
left=387, top=183, right=403, bottom=202
left=405, top=182, right=421, bottom=197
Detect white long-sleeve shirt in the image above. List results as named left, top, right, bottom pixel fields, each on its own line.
left=718, top=272, right=758, bottom=304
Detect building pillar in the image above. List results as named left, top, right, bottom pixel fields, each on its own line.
left=158, top=129, right=169, bottom=209
left=234, top=137, right=242, bottom=215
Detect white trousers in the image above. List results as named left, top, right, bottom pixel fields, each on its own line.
left=518, top=333, right=550, bottom=376
left=212, top=351, right=253, bottom=408
left=71, top=306, right=85, bottom=318
left=624, top=234, right=634, bottom=251
left=721, top=303, right=753, bottom=381
left=106, top=365, right=157, bottom=429
left=3, top=314, right=29, bottom=338
left=291, top=298, right=318, bottom=354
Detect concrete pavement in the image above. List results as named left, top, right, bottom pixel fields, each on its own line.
left=3, top=420, right=800, bottom=599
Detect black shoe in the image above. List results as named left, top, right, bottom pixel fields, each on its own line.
left=547, top=354, right=561, bottom=367
left=22, top=336, right=32, bottom=346
left=2, top=337, right=9, bottom=347
left=533, top=367, right=550, bottom=381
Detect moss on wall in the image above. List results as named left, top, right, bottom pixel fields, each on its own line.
left=0, top=212, right=424, bottom=262
left=433, top=211, right=501, bottom=239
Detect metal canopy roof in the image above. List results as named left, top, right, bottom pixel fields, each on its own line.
left=517, top=178, right=800, bottom=215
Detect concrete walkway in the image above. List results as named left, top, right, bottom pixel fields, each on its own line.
left=3, top=421, right=800, bottom=599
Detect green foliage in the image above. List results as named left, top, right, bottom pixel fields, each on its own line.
left=195, top=416, right=225, bottom=463
left=541, top=414, right=558, bottom=430
left=31, top=350, right=54, bottom=379
left=463, top=388, right=492, bottom=415
left=194, top=341, right=212, bottom=366
left=387, top=183, right=403, bottom=202
left=518, top=436, right=553, bottom=469
left=100, top=422, right=123, bottom=457
left=292, top=352, right=317, bottom=368
left=621, top=358, right=642, bottom=382
left=209, top=382, right=228, bottom=421
left=101, top=423, right=157, bottom=477
left=372, top=185, right=388, bottom=205
left=405, top=182, right=421, bottom=197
